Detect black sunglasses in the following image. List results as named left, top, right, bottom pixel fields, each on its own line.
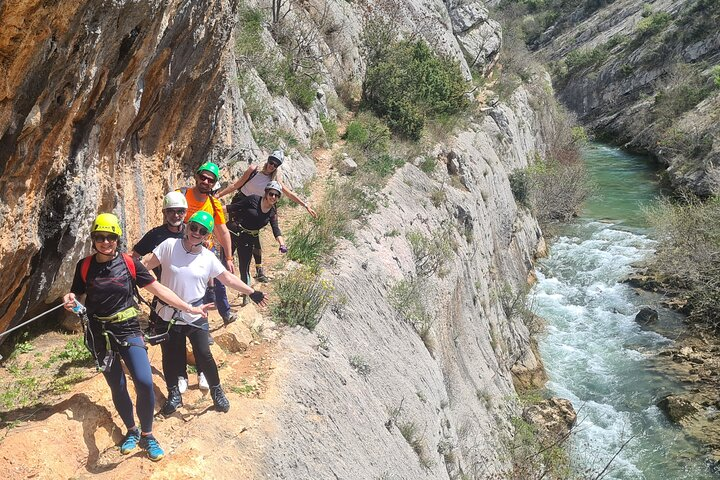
left=92, top=233, right=119, bottom=243
left=165, top=208, right=187, bottom=215
left=196, top=174, right=216, bottom=184
left=268, top=160, right=280, bottom=168
left=266, top=191, right=281, bottom=198
left=188, top=223, right=209, bottom=235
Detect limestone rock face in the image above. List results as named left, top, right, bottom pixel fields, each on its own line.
left=0, top=0, right=247, bottom=335
left=523, top=397, right=577, bottom=442
left=450, top=0, right=502, bottom=73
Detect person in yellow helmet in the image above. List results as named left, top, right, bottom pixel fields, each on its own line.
left=62, top=213, right=212, bottom=461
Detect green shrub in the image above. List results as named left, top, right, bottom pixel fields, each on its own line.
left=419, top=156, right=437, bottom=174
left=344, top=114, right=391, bottom=155
left=645, top=195, right=720, bottom=327
left=712, top=65, right=720, bottom=88
left=319, top=115, right=338, bottom=144
left=363, top=40, right=470, bottom=139
left=285, top=67, right=316, bottom=110
left=365, top=154, right=405, bottom=178
left=407, top=229, right=455, bottom=278
left=653, top=72, right=710, bottom=124
left=389, top=278, right=433, bottom=351
left=636, top=11, right=672, bottom=36
left=565, top=45, right=609, bottom=71
left=272, top=267, right=333, bottom=330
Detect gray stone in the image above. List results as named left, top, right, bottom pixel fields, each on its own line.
left=338, top=157, right=358, bottom=175
left=635, top=307, right=659, bottom=325
left=657, top=395, right=700, bottom=423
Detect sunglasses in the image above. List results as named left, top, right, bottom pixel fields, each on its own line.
left=196, top=174, right=216, bottom=184
left=268, top=161, right=280, bottom=168
left=266, top=191, right=281, bottom=198
left=165, top=208, right=187, bottom=215
left=188, top=223, right=209, bottom=235
left=93, top=234, right=119, bottom=243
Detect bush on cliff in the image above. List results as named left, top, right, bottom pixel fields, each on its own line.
left=362, top=37, right=470, bottom=139
left=645, top=194, right=720, bottom=328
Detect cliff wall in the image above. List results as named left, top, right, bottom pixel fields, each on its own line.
left=253, top=86, right=550, bottom=478
left=522, top=0, right=720, bottom=195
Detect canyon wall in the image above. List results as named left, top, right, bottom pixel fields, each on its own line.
left=525, top=0, right=720, bottom=195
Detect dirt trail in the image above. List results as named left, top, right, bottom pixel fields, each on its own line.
left=0, top=136, right=343, bottom=479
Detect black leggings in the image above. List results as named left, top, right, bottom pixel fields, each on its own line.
left=233, top=231, right=258, bottom=286
left=160, top=321, right=220, bottom=390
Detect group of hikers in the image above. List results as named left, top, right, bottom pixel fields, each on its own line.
left=61, top=150, right=316, bottom=461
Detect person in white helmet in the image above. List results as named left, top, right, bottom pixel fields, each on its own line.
left=131, top=191, right=208, bottom=392
left=226, top=181, right=287, bottom=305
left=216, top=150, right=316, bottom=282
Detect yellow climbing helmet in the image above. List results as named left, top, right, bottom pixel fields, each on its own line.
left=91, top=213, right=123, bottom=236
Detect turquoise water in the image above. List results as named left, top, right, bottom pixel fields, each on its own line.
left=533, top=144, right=717, bottom=479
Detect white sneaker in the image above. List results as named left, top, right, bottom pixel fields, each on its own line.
left=198, top=372, right=209, bottom=391
left=178, top=376, right=188, bottom=394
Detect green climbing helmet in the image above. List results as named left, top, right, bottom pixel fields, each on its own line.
left=188, top=210, right=214, bottom=233
left=196, top=161, right=220, bottom=180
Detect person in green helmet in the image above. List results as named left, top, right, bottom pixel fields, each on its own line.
left=178, top=161, right=237, bottom=324
left=143, top=210, right=268, bottom=415
left=62, top=213, right=212, bottom=461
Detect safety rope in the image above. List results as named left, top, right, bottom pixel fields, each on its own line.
left=0, top=303, right=65, bottom=340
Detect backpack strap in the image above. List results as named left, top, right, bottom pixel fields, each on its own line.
left=238, top=166, right=259, bottom=191
left=80, top=255, right=93, bottom=284
left=121, top=253, right=137, bottom=280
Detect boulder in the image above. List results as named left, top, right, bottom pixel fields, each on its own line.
left=213, top=321, right=253, bottom=353
left=657, top=395, right=700, bottom=423
left=635, top=307, right=658, bottom=325
left=522, top=397, right=577, bottom=442
left=338, top=156, right=358, bottom=176
left=449, top=1, right=489, bottom=33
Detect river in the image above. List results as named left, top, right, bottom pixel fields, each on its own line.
left=532, top=143, right=718, bottom=479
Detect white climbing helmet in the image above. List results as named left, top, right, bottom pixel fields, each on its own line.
left=163, top=191, right=188, bottom=210
left=268, top=150, right=284, bottom=165
left=264, top=181, right=282, bottom=196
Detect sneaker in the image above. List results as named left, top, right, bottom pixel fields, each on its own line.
left=160, top=386, right=183, bottom=416
left=255, top=267, right=268, bottom=283
left=120, top=428, right=140, bottom=454
left=210, top=385, right=230, bottom=413
left=139, top=435, right=165, bottom=461
left=198, top=372, right=209, bottom=390
left=177, top=376, right=188, bottom=394
left=222, top=311, right=237, bottom=325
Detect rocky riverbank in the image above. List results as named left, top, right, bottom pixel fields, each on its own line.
left=624, top=269, right=720, bottom=463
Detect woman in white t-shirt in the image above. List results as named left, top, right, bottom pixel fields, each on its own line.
left=143, top=211, right=267, bottom=415
left=216, top=150, right=317, bottom=282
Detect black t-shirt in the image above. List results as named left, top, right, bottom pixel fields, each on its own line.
left=133, top=224, right=184, bottom=279
left=227, top=195, right=282, bottom=237
left=70, top=254, right=155, bottom=337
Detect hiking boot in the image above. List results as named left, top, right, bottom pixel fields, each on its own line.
left=120, top=428, right=140, bottom=454
left=222, top=311, right=237, bottom=325
left=160, top=386, right=183, bottom=416
left=255, top=267, right=268, bottom=283
left=208, top=332, right=214, bottom=345
left=210, top=385, right=230, bottom=413
left=198, top=372, right=209, bottom=390
left=139, top=435, right=164, bottom=461
left=177, top=376, right=188, bottom=394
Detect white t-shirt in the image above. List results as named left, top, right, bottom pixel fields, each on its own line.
left=152, top=238, right=225, bottom=324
